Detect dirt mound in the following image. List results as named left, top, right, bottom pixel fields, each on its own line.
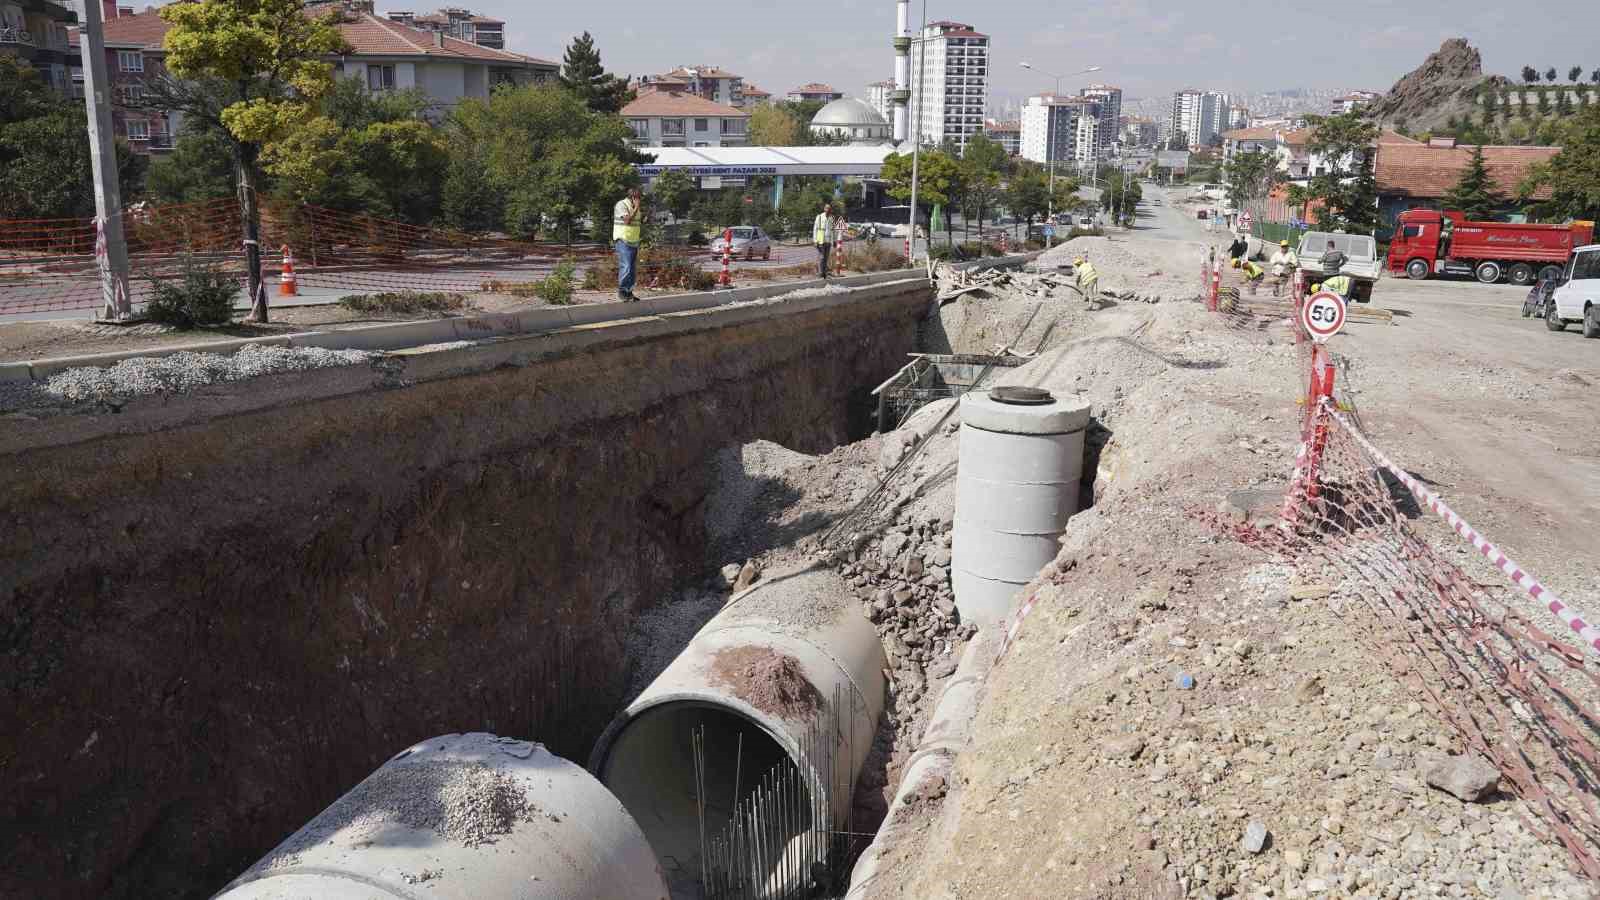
left=711, top=646, right=823, bottom=719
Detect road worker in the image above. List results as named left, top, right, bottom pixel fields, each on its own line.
left=1073, top=256, right=1101, bottom=308
left=1269, top=239, right=1298, bottom=297
left=612, top=186, right=644, bottom=302
left=813, top=202, right=838, bottom=279
left=1240, top=258, right=1266, bottom=295
left=1319, top=238, right=1347, bottom=276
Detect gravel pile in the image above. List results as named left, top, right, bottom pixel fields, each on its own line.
left=270, top=755, right=537, bottom=855
left=42, top=344, right=373, bottom=403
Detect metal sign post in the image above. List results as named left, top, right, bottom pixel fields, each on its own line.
left=79, top=0, right=132, bottom=321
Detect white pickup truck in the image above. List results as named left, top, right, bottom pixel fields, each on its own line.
left=1297, top=231, right=1378, bottom=303
left=1545, top=243, right=1600, bottom=337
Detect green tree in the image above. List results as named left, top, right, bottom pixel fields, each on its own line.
left=881, top=149, right=961, bottom=238
left=1546, top=67, right=1559, bottom=83
left=748, top=104, right=803, bottom=145
left=1286, top=113, right=1379, bottom=234
left=158, top=0, right=348, bottom=321
left=1099, top=171, right=1142, bottom=226
left=558, top=31, right=632, bottom=114
left=1538, top=90, right=1552, bottom=115
left=1223, top=149, right=1274, bottom=209
left=1440, top=145, right=1504, bottom=219
left=146, top=121, right=237, bottom=204
left=1522, top=66, right=1539, bottom=84
left=446, top=84, right=639, bottom=241
left=1004, top=164, right=1049, bottom=231
left=321, top=77, right=431, bottom=129
left=263, top=117, right=448, bottom=223
left=1556, top=87, right=1573, bottom=117
left=650, top=168, right=695, bottom=221
left=0, top=57, right=144, bottom=219
left=1570, top=66, right=1584, bottom=83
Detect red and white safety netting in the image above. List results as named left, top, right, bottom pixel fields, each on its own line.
left=1214, top=350, right=1600, bottom=879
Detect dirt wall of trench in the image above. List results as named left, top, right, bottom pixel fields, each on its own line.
left=0, top=283, right=927, bottom=899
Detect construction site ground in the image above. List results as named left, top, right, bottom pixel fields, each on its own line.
left=663, top=184, right=1599, bottom=899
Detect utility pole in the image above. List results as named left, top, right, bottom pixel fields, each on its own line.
left=78, top=0, right=133, bottom=321
left=906, top=0, right=927, bottom=262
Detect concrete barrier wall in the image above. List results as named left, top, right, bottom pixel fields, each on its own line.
left=0, top=276, right=931, bottom=899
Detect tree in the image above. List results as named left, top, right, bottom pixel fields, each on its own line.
left=1571, top=66, right=1584, bottom=83
left=1556, top=88, right=1573, bottom=117
left=1224, top=149, right=1274, bottom=209
left=1593, top=69, right=1600, bottom=85
left=1522, top=66, right=1539, bottom=84
left=1004, top=164, right=1049, bottom=232
left=650, top=168, right=694, bottom=221
left=1441, top=145, right=1504, bottom=219
left=558, top=31, right=631, bottom=114
left=158, top=0, right=348, bottom=322
left=0, top=57, right=144, bottom=219
left=445, top=84, right=639, bottom=241
left=1538, top=90, right=1552, bottom=115
left=1099, top=171, right=1142, bottom=226
left=1520, top=103, right=1600, bottom=221
left=1286, top=113, right=1379, bottom=234
left=146, top=121, right=237, bottom=204
left=881, top=149, right=960, bottom=235
left=748, top=104, right=804, bottom=146
left=1546, top=67, right=1559, bottom=83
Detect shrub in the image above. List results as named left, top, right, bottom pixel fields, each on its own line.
left=144, top=261, right=236, bottom=329
left=339, top=291, right=467, bottom=315
left=838, top=241, right=909, bottom=273
left=532, top=259, right=577, bottom=305
left=582, top=255, right=619, bottom=291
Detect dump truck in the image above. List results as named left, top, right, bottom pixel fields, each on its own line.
left=1386, top=209, right=1595, bottom=286
left=1298, top=231, right=1379, bottom=303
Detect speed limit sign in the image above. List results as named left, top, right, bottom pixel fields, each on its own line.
left=1301, top=290, right=1347, bottom=343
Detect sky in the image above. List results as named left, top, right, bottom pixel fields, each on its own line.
left=497, top=0, right=1600, bottom=108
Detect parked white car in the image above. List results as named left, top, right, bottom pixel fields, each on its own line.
left=1546, top=244, right=1600, bottom=337
left=708, top=226, right=772, bottom=260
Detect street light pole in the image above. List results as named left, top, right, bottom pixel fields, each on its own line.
left=1019, top=62, right=1100, bottom=249
left=906, top=0, right=928, bottom=262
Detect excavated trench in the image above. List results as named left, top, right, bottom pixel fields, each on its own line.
left=0, top=277, right=932, bottom=899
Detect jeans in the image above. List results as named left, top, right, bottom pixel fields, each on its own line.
left=816, top=242, right=831, bottom=278
left=615, top=240, right=639, bottom=295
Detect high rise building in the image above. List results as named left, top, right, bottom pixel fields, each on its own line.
left=1080, top=84, right=1122, bottom=153
left=907, top=20, right=989, bottom=153
left=1020, top=94, right=1097, bottom=167
left=386, top=8, right=504, bottom=49
left=867, top=79, right=896, bottom=126
left=1171, top=89, right=1229, bottom=148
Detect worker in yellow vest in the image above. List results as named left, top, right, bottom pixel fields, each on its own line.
left=1240, top=258, right=1265, bottom=295
left=813, top=202, right=838, bottom=279
left=1073, top=256, right=1101, bottom=308
left=612, top=186, right=643, bottom=302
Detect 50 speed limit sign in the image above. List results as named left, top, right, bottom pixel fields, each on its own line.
left=1301, top=290, right=1347, bottom=343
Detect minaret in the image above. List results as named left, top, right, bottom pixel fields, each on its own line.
left=892, top=0, right=910, bottom=144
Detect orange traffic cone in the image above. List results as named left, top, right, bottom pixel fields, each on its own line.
left=279, top=245, right=298, bottom=296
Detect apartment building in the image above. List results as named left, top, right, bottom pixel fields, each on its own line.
left=907, top=20, right=989, bottom=153
left=621, top=91, right=748, bottom=147
left=1080, top=83, right=1121, bottom=153
left=1020, top=94, right=1097, bottom=166
left=636, top=65, right=746, bottom=108
left=97, top=1, right=555, bottom=153
left=981, top=118, right=1021, bottom=155
left=1171, top=88, right=1229, bottom=147
left=1, top=0, right=77, bottom=96
left=385, top=8, right=503, bottom=49
left=866, top=79, right=896, bottom=125
left=786, top=82, right=842, bottom=103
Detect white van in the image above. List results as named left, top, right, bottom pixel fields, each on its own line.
left=1547, top=244, right=1600, bottom=337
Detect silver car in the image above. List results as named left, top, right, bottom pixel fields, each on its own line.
left=709, top=226, right=772, bottom=260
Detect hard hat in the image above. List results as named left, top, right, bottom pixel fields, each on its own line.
left=1279, top=240, right=1289, bottom=247
left=1073, top=257, right=1084, bottom=265
left=1231, top=258, right=1242, bottom=269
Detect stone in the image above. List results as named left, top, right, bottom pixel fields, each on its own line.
left=1289, top=584, right=1334, bottom=601
left=720, top=563, right=742, bottom=586
left=733, top=560, right=760, bottom=592
left=1104, top=735, right=1146, bottom=760
left=1422, top=754, right=1500, bottom=802
left=880, top=532, right=910, bottom=559
left=1295, top=676, right=1324, bottom=701
left=1284, top=849, right=1306, bottom=873
left=1243, top=821, right=1269, bottom=854
left=892, top=588, right=915, bottom=606
left=932, top=547, right=952, bottom=567
left=905, top=556, right=925, bottom=578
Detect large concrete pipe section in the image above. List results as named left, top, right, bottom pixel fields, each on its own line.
left=951, top=387, right=1089, bottom=625
left=590, top=564, right=885, bottom=895
left=215, top=732, right=669, bottom=900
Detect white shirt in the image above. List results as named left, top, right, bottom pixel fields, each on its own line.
left=1269, top=249, right=1298, bottom=276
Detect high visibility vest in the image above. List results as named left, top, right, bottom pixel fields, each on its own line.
left=1077, top=262, right=1098, bottom=286
left=613, top=199, right=641, bottom=245
left=1242, top=261, right=1264, bottom=279
left=813, top=214, right=831, bottom=244
left=1324, top=274, right=1353, bottom=295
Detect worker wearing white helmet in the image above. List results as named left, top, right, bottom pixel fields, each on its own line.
left=1269, top=239, right=1299, bottom=297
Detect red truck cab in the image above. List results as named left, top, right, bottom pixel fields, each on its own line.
left=1387, top=209, right=1595, bottom=286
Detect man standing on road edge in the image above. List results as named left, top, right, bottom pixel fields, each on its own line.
left=613, top=186, right=643, bottom=302
left=814, top=202, right=837, bottom=279
left=1269, top=239, right=1298, bottom=297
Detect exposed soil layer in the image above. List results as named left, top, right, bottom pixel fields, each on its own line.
left=0, top=280, right=929, bottom=899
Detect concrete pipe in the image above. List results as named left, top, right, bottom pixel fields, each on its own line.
left=589, top=564, right=885, bottom=896
left=215, top=732, right=669, bottom=900
left=951, top=387, right=1089, bottom=626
